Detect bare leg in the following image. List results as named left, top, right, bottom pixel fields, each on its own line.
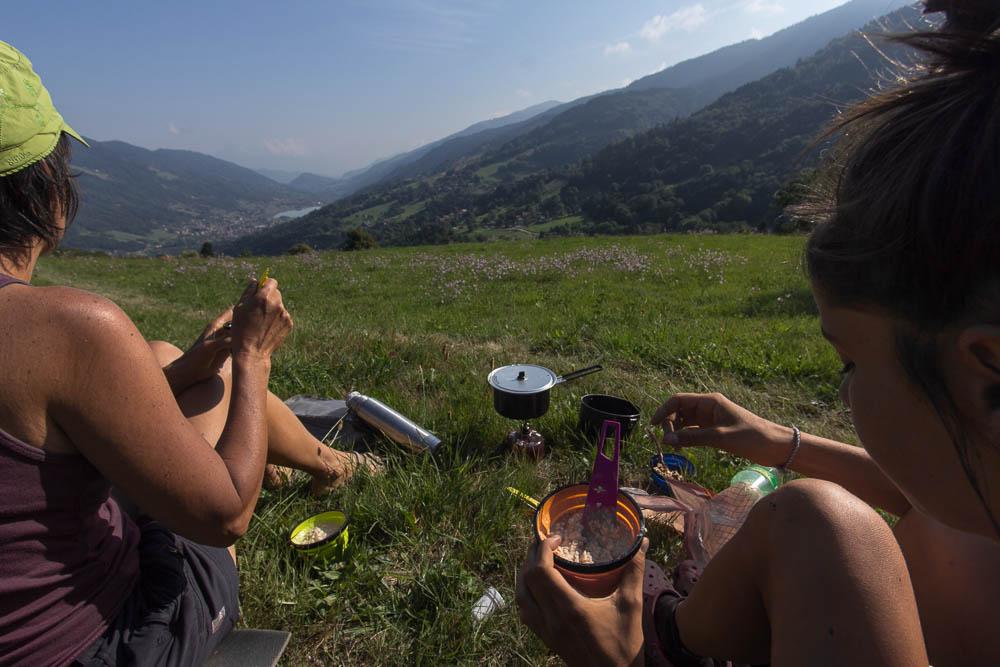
left=895, top=509, right=1000, bottom=666
left=149, top=342, right=375, bottom=492
left=259, top=395, right=384, bottom=494
left=672, top=479, right=927, bottom=666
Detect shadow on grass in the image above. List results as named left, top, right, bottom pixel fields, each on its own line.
left=741, top=287, right=817, bottom=318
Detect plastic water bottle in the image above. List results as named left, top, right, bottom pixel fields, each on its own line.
left=691, top=465, right=781, bottom=566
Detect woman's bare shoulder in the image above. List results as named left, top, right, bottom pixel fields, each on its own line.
left=7, top=285, right=143, bottom=353
left=25, top=285, right=130, bottom=324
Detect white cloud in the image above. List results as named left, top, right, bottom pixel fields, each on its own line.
left=516, top=88, right=531, bottom=99
left=167, top=122, right=180, bottom=136
left=744, top=0, right=784, bottom=14
left=604, top=41, right=632, bottom=56
left=750, top=28, right=766, bottom=39
left=622, top=78, right=634, bottom=87
left=264, top=137, right=306, bottom=157
left=640, top=4, right=706, bottom=41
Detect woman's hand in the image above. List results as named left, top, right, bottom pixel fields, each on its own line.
left=163, top=307, right=234, bottom=394
left=230, top=277, right=293, bottom=361
left=651, top=392, right=793, bottom=467
left=516, top=535, right=648, bottom=667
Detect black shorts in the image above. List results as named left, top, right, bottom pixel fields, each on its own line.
left=73, top=519, right=240, bottom=667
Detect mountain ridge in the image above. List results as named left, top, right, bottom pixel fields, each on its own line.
left=69, top=139, right=311, bottom=253
left=336, top=0, right=908, bottom=191
left=292, top=100, right=568, bottom=201
left=224, top=3, right=923, bottom=255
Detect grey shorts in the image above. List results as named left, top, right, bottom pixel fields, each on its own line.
left=74, top=519, right=240, bottom=667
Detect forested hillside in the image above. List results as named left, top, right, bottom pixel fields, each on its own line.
left=565, top=7, right=921, bottom=235
left=69, top=140, right=311, bottom=253
left=227, top=5, right=921, bottom=255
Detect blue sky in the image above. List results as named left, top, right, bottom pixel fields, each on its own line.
left=8, top=0, right=857, bottom=177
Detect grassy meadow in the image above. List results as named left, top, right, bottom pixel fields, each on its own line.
left=36, top=234, right=854, bottom=666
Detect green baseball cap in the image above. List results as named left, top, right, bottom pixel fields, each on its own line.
left=0, top=40, right=86, bottom=178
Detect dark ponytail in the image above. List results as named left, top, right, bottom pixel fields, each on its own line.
left=924, top=0, right=1000, bottom=31
left=798, top=1, right=1000, bottom=532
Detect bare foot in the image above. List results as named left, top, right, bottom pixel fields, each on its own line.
left=263, top=464, right=294, bottom=490
left=310, top=450, right=383, bottom=496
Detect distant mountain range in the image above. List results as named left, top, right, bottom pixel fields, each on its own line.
left=318, top=0, right=908, bottom=192
left=566, top=5, right=922, bottom=234
left=287, top=171, right=341, bottom=195
left=628, top=0, right=908, bottom=92
left=253, top=168, right=304, bottom=184
left=62, top=100, right=570, bottom=253
left=63, top=0, right=912, bottom=255
left=68, top=140, right=313, bottom=253
left=227, top=0, right=912, bottom=255
left=268, top=100, right=568, bottom=202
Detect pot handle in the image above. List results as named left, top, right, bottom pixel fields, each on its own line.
left=555, top=365, right=603, bottom=384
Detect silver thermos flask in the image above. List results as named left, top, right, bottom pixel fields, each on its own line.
left=346, top=392, right=441, bottom=453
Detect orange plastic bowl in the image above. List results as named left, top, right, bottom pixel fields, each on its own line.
left=534, top=483, right=646, bottom=598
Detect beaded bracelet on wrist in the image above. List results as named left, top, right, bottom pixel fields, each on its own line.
left=778, top=425, right=801, bottom=474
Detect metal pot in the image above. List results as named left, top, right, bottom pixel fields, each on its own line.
left=488, top=364, right=603, bottom=421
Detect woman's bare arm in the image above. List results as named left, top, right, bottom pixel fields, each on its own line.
left=47, top=283, right=290, bottom=546
left=653, top=393, right=911, bottom=516
left=768, top=426, right=911, bottom=516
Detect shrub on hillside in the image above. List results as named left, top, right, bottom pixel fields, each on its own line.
left=342, top=227, right=379, bottom=251
left=288, top=242, right=315, bottom=255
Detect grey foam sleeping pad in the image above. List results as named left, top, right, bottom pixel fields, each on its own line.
left=283, top=395, right=374, bottom=450
left=203, top=629, right=291, bottom=667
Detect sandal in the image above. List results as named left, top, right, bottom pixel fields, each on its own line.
left=672, top=559, right=703, bottom=598
left=309, top=451, right=383, bottom=496
left=262, top=464, right=294, bottom=490
left=643, top=560, right=716, bottom=667
left=644, top=560, right=678, bottom=667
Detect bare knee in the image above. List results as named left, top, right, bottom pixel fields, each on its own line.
left=752, top=478, right=893, bottom=548
left=747, top=480, right=917, bottom=638
left=762, top=478, right=880, bottom=521
left=149, top=340, right=183, bottom=366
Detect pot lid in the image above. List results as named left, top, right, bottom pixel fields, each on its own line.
left=488, top=364, right=558, bottom=394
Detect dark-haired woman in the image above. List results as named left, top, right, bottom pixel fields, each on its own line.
left=0, top=42, right=374, bottom=665
left=517, top=4, right=1000, bottom=666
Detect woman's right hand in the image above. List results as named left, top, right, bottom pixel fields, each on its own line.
left=230, top=278, right=293, bottom=360
left=651, top=392, right=793, bottom=467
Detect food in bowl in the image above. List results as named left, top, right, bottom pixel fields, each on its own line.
left=653, top=462, right=685, bottom=482
left=550, top=509, right=632, bottom=565
left=292, top=521, right=340, bottom=546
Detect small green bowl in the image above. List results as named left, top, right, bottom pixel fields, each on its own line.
left=289, top=511, right=350, bottom=560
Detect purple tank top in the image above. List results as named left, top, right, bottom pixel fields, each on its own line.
left=0, top=274, right=140, bottom=666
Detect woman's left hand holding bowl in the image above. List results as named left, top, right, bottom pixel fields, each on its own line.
left=516, top=535, right=649, bottom=666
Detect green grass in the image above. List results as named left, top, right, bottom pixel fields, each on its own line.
left=399, top=201, right=426, bottom=219
left=475, top=159, right=512, bottom=180
left=345, top=202, right=393, bottom=225
left=531, top=215, right=582, bottom=232
left=476, top=217, right=583, bottom=241
left=36, top=234, right=853, bottom=666
left=106, top=228, right=177, bottom=243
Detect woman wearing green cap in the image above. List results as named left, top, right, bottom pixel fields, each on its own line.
left=0, top=42, right=374, bottom=666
